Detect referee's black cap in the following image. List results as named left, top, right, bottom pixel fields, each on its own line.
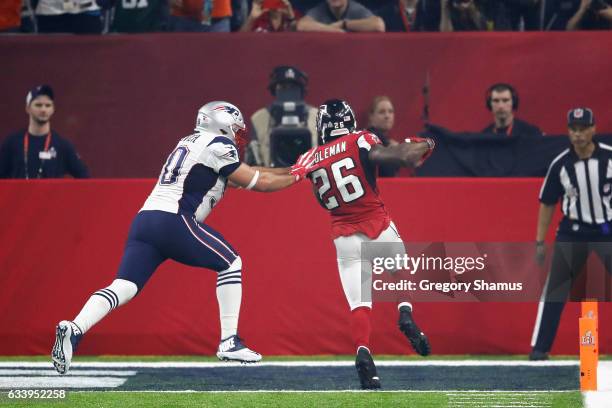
left=567, top=107, right=595, bottom=126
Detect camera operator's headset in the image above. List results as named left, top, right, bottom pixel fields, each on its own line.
left=268, top=66, right=309, bottom=97
left=485, top=83, right=519, bottom=111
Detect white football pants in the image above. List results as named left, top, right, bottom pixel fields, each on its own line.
left=333, top=222, right=405, bottom=310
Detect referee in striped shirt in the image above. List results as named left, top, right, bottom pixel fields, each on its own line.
left=530, top=107, right=612, bottom=361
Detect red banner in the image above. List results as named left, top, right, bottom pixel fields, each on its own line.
left=1, top=32, right=611, bottom=177
left=0, top=179, right=610, bottom=355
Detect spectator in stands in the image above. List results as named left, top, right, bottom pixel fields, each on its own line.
left=292, top=0, right=319, bottom=15
left=169, top=0, right=232, bottom=32
left=481, top=83, right=542, bottom=138
left=440, top=0, right=486, bottom=31
left=0, top=0, right=21, bottom=32
left=540, top=0, right=579, bottom=30
left=20, top=0, right=37, bottom=33
left=366, top=96, right=400, bottom=177
left=100, top=0, right=169, bottom=33
left=240, top=0, right=297, bottom=32
left=503, top=0, right=542, bottom=30
left=230, top=0, right=248, bottom=30
left=246, top=66, right=318, bottom=167
left=474, top=0, right=541, bottom=31
left=566, top=0, right=612, bottom=30
left=0, top=85, right=89, bottom=179
left=375, top=0, right=439, bottom=32
left=297, top=0, right=385, bottom=32
left=35, top=0, right=103, bottom=33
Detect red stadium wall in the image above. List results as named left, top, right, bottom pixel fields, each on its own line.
left=1, top=179, right=610, bottom=356
left=1, top=32, right=611, bottom=177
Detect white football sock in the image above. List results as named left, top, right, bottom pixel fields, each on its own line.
left=398, top=302, right=413, bottom=311
left=73, top=279, right=138, bottom=333
left=216, top=257, right=242, bottom=340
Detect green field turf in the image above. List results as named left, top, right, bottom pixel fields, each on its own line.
left=0, top=391, right=584, bottom=408
left=0, top=356, right=592, bottom=407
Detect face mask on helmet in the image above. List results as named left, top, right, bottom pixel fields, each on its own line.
left=317, top=99, right=356, bottom=144
left=195, top=101, right=247, bottom=149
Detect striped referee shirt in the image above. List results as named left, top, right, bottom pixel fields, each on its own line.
left=540, top=142, right=612, bottom=225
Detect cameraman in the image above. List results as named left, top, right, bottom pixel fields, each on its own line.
left=247, top=66, right=318, bottom=167
left=567, top=0, right=612, bottom=30
left=440, top=0, right=486, bottom=31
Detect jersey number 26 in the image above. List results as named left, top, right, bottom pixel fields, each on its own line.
left=311, top=157, right=365, bottom=210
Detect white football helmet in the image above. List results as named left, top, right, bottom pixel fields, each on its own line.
left=195, top=101, right=247, bottom=146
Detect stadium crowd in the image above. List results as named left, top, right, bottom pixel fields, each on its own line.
left=1, top=0, right=611, bottom=34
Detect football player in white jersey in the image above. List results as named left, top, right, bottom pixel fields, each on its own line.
left=52, top=101, right=314, bottom=374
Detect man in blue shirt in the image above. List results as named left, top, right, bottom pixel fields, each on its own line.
left=0, top=85, right=89, bottom=179
left=297, top=0, right=385, bottom=32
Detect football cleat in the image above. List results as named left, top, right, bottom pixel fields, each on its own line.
left=355, top=346, right=381, bottom=390
left=398, top=306, right=431, bottom=356
left=528, top=350, right=549, bottom=361
left=51, top=321, right=83, bottom=375
left=216, top=335, right=262, bottom=363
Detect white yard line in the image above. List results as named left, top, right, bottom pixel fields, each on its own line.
left=0, top=377, right=128, bottom=388
left=583, top=361, right=612, bottom=408
left=0, top=369, right=137, bottom=376
left=597, top=361, right=612, bottom=391
left=68, top=390, right=577, bottom=394
left=0, top=360, right=580, bottom=368
left=584, top=392, right=612, bottom=408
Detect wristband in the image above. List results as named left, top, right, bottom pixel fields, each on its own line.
left=535, top=241, right=544, bottom=246
left=342, top=20, right=348, bottom=30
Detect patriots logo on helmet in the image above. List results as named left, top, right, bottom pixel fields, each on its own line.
left=214, top=105, right=241, bottom=120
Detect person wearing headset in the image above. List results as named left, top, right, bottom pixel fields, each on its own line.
left=481, top=83, right=543, bottom=139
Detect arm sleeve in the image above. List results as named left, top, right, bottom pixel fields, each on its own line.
left=64, top=139, right=90, bottom=178
left=539, top=163, right=563, bottom=205
left=357, top=132, right=382, bottom=152
left=200, top=138, right=241, bottom=177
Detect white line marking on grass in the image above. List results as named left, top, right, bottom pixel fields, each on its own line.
left=0, top=369, right=137, bottom=376
left=448, top=396, right=541, bottom=399
left=69, top=390, right=577, bottom=394
left=0, top=361, right=580, bottom=369
left=0, top=377, right=128, bottom=389
left=449, top=406, right=550, bottom=408
left=597, top=361, right=612, bottom=391
left=581, top=362, right=612, bottom=408
left=447, top=392, right=553, bottom=408
left=584, top=391, right=612, bottom=408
